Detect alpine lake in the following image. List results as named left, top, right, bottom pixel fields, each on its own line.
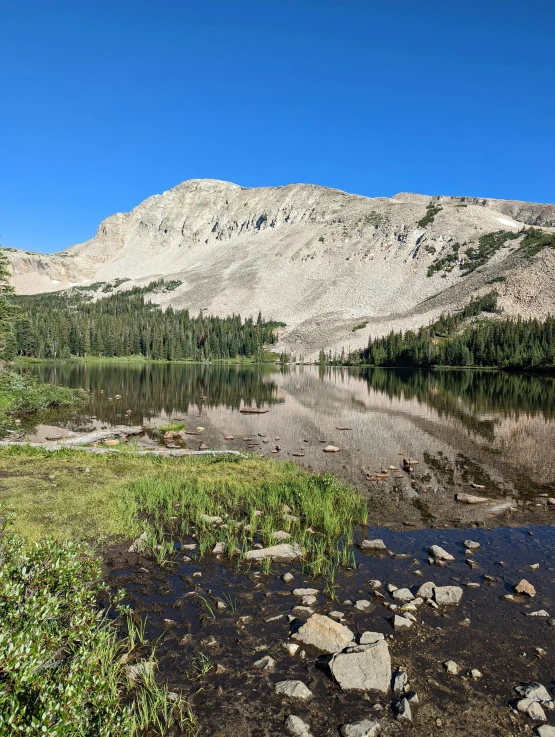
left=16, top=362, right=555, bottom=737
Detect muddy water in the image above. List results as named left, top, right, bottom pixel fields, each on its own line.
left=20, top=362, right=555, bottom=734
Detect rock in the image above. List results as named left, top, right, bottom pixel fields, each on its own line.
left=200, top=514, right=223, bottom=524
left=394, top=697, right=412, bottom=722
left=285, top=715, right=313, bottom=737
left=283, top=642, right=300, bottom=656
left=292, top=606, right=314, bottom=618
left=291, top=613, right=354, bottom=653
left=360, top=632, right=385, bottom=645
left=537, top=727, right=555, bottom=737
left=429, top=545, right=454, bottom=562
left=463, top=540, right=481, bottom=550
left=182, top=543, right=197, bottom=550
left=275, top=680, right=313, bottom=701
left=515, top=579, right=536, bottom=597
left=293, top=588, right=319, bottom=597
left=340, top=719, right=381, bottom=737
left=416, top=582, right=436, bottom=598
left=329, top=639, right=391, bottom=693
left=386, top=583, right=398, bottom=593
left=301, top=595, right=317, bottom=606
left=470, top=669, right=483, bottom=679
left=323, top=445, right=339, bottom=452
left=392, top=670, right=408, bottom=695
left=391, top=615, right=412, bottom=630
left=392, top=588, right=414, bottom=603
left=283, top=572, right=295, bottom=583
left=273, top=530, right=291, bottom=541
left=515, top=682, right=551, bottom=701
left=528, top=610, right=550, bottom=617
left=434, top=586, right=463, bottom=606
left=361, top=539, right=388, bottom=551
left=368, top=580, right=382, bottom=589
left=354, top=599, right=373, bottom=611
left=125, top=660, right=155, bottom=681
left=212, top=542, right=225, bottom=555
left=128, top=531, right=148, bottom=553
left=456, top=493, right=489, bottom=504
left=253, top=655, right=276, bottom=670
left=329, top=611, right=346, bottom=620
left=528, top=702, right=547, bottom=721
left=244, top=543, right=304, bottom=561
left=198, top=442, right=209, bottom=451
left=443, top=660, right=460, bottom=674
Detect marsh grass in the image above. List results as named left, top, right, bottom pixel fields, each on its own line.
left=155, top=421, right=187, bottom=435
left=0, top=511, right=194, bottom=737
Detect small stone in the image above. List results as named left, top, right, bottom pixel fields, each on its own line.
left=429, top=545, right=454, bottom=562
left=293, top=588, right=319, bottom=597
left=515, top=683, right=551, bottom=701
left=212, top=542, right=225, bottom=555
left=354, top=599, right=373, bottom=611
left=416, top=582, right=436, bottom=598
left=444, top=660, right=460, bottom=674
left=125, top=660, right=155, bottom=682
left=392, top=588, right=414, bottom=603
left=456, top=493, right=488, bottom=504
left=244, top=543, right=304, bottom=561
left=274, top=530, right=291, bottom=541
left=537, top=726, right=555, bottom=737
left=368, top=580, right=382, bottom=589
left=515, top=579, right=536, bottom=597
left=283, top=642, right=300, bottom=656
left=470, top=669, right=483, bottom=679
left=253, top=655, right=276, bottom=670
left=393, top=669, right=408, bottom=694
left=394, top=697, right=412, bottom=722
left=434, top=586, right=463, bottom=606
left=527, top=702, right=547, bottom=721
left=182, top=543, right=197, bottom=550
left=323, top=445, right=339, bottom=452
left=360, top=632, right=385, bottom=645
left=128, top=531, right=148, bottom=553
left=535, top=647, right=547, bottom=658
left=275, top=681, right=313, bottom=701
left=463, top=540, right=481, bottom=551
left=291, top=613, right=354, bottom=653
left=361, top=539, right=388, bottom=551
left=292, top=606, right=314, bottom=617
left=285, top=715, right=313, bottom=737
left=301, top=595, right=317, bottom=606
left=527, top=610, right=550, bottom=617
left=340, top=719, right=380, bottom=737
left=386, top=583, right=398, bottom=593
left=391, top=615, right=412, bottom=630
left=283, top=572, right=295, bottom=583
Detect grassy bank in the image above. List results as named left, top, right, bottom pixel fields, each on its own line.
left=0, top=446, right=367, bottom=579
left=14, top=350, right=282, bottom=365
left=0, top=369, right=84, bottom=434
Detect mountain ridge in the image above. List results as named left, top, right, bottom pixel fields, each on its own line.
left=6, top=179, right=555, bottom=359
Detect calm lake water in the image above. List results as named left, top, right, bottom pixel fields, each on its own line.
left=22, top=362, right=555, bottom=528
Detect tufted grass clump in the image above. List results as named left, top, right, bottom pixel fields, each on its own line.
left=0, top=511, right=194, bottom=737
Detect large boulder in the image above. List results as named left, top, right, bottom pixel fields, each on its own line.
left=329, top=640, right=391, bottom=693
left=244, top=543, right=304, bottom=561
left=291, top=613, right=354, bottom=653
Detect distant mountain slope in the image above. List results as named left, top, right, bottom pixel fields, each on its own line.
left=6, top=179, right=555, bottom=359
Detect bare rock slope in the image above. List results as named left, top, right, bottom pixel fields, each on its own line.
left=7, top=179, right=555, bottom=359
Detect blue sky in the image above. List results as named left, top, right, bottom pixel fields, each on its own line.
left=1, top=0, right=554, bottom=254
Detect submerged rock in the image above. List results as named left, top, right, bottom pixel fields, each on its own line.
left=291, top=613, right=354, bottom=653
left=244, top=543, right=304, bottom=561
left=330, top=639, right=391, bottom=693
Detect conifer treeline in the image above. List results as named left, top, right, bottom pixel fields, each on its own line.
left=11, top=284, right=280, bottom=361
left=342, top=293, right=555, bottom=370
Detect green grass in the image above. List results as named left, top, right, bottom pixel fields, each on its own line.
left=0, top=512, right=194, bottom=736
left=352, top=321, right=368, bottom=332
left=156, top=421, right=187, bottom=434
left=0, top=447, right=368, bottom=579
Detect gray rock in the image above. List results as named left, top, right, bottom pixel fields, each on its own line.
left=443, top=660, right=460, bottom=674
left=212, top=542, right=226, bottom=555
left=367, top=580, right=382, bottom=589
left=537, top=726, right=555, bottom=737
left=354, top=599, right=373, bottom=611
left=463, top=540, right=481, bottom=550
left=200, top=514, right=223, bottom=524
left=528, top=702, right=547, bottom=721
left=527, top=610, right=550, bottom=617
left=293, top=588, right=319, bottom=597
left=391, top=615, right=413, bottom=630
left=273, top=530, right=291, bottom=541
left=125, top=660, right=155, bottom=681
left=392, top=669, right=408, bottom=694
left=340, top=719, right=381, bottom=737
left=360, top=632, right=385, bottom=645
left=128, top=531, right=148, bottom=553
left=275, top=680, right=314, bottom=701
left=361, top=539, right=388, bottom=551
left=291, top=613, right=354, bottom=653
left=244, top=543, right=304, bottom=561
left=429, top=545, right=454, bottom=562
left=301, top=595, right=317, bottom=606
left=392, top=588, right=414, bottom=603
left=292, top=606, right=314, bottom=617
left=515, top=682, right=552, bottom=702
left=416, top=581, right=436, bottom=598
left=283, top=572, right=295, bottom=583
left=285, top=715, right=313, bottom=737
left=394, top=697, right=412, bottom=721
left=330, top=639, right=391, bottom=693
left=434, top=586, right=463, bottom=606
left=253, top=655, right=276, bottom=670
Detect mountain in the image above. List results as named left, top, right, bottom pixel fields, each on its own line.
left=6, top=179, right=555, bottom=359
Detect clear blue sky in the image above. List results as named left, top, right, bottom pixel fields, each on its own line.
left=1, top=0, right=554, bottom=254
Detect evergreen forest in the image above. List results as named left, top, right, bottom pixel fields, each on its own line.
left=10, top=282, right=281, bottom=361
